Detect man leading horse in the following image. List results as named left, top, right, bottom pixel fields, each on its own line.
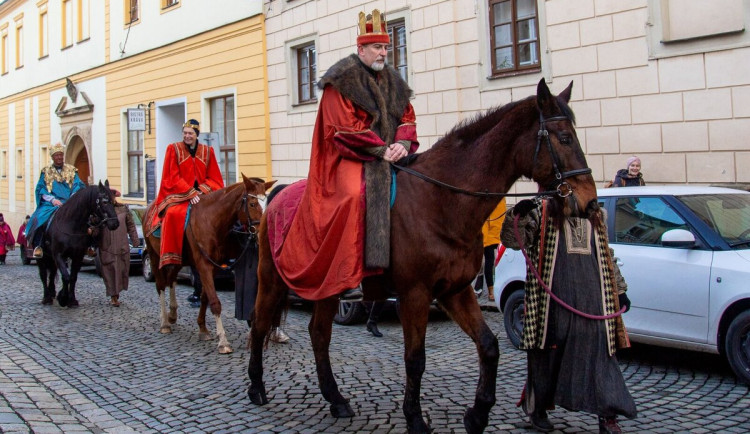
left=273, top=9, right=418, bottom=301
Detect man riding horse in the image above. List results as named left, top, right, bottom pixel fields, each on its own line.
left=273, top=9, right=418, bottom=301
left=150, top=119, right=224, bottom=269
left=25, top=142, right=86, bottom=258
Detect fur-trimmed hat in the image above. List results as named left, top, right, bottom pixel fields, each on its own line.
left=357, top=10, right=390, bottom=46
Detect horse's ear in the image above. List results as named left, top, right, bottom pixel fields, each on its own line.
left=265, top=180, right=277, bottom=191
left=536, top=78, right=555, bottom=116
left=558, top=81, right=574, bottom=104
left=98, top=181, right=104, bottom=188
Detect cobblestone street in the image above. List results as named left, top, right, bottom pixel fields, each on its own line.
left=1, top=253, right=749, bottom=433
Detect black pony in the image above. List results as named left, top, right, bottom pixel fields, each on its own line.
left=38, top=181, right=119, bottom=307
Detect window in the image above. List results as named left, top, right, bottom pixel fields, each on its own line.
left=0, top=150, right=6, bottom=178
left=77, top=0, right=89, bottom=41
left=125, top=0, right=139, bottom=25
left=210, top=96, right=236, bottom=185
left=39, top=4, right=48, bottom=58
left=386, top=19, right=408, bottom=82
left=15, top=16, right=23, bottom=69
left=1, top=26, right=8, bottom=75
left=488, top=0, right=540, bottom=75
left=15, top=149, right=23, bottom=179
left=62, top=0, right=73, bottom=48
left=162, top=0, right=179, bottom=9
left=296, top=43, right=316, bottom=104
left=126, top=126, right=144, bottom=195
left=614, top=197, right=689, bottom=246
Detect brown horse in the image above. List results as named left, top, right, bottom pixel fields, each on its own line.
left=142, top=175, right=275, bottom=354
left=248, top=79, right=598, bottom=433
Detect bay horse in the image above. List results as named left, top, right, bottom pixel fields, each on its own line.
left=142, top=175, right=275, bottom=354
left=248, top=78, right=598, bottom=433
left=39, top=181, right=120, bottom=307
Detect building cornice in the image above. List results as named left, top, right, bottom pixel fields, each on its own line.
left=0, top=0, right=24, bottom=21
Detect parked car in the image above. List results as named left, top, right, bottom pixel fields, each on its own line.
left=84, top=204, right=146, bottom=275
left=495, top=186, right=750, bottom=385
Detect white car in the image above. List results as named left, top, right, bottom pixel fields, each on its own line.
left=495, top=186, right=750, bottom=385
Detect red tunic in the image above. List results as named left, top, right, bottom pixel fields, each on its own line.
left=275, top=86, right=417, bottom=300
left=152, top=141, right=224, bottom=267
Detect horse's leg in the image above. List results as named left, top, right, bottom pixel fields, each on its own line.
left=439, top=287, right=499, bottom=434
left=310, top=297, right=355, bottom=418
left=197, top=263, right=232, bottom=354
left=54, top=253, right=71, bottom=307
left=399, top=288, right=433, bottom=433
left=248, top=244, right=287, bottom=406
left=197, top=289, right=211, bottom=341
left=66, top=257, right=83, bottom=307
left=39, top=260, right=54, bottom=305
left=168, top=281, right=178, bottom=323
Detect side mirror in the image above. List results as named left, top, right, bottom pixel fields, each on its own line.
left=661, top=229, right=696, bottom=248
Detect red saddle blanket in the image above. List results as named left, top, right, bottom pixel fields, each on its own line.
left=266, top=180, right=307, bottom=276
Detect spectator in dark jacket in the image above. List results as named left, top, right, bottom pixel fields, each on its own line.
left=612, top=156, right=645, bottom=187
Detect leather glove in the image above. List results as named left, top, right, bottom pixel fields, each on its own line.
left=618, top=293, right=631, bottom=313
left=512, top=199, right=537, bottom=218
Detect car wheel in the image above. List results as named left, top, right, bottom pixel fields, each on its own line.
left=20, top=248, right=30, bottom=265
left=503, top=289, right=524, bottom=349
left=333, top=301, right=367, bottom=325
left=142, top=252, right=155, bottom=282
left=725, top=310, right=750, bottom=385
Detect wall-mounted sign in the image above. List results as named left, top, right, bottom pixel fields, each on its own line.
left=127, top=108, right=146, bottom=131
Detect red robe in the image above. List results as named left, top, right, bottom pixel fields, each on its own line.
left=275, top=86, right=417, bottom=300
left=152, top=141, right=224, bottom=267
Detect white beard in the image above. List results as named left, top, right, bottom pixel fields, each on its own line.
left=370, top=62, right=385, bottom=71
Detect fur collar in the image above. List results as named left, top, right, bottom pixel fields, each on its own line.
left=318, top=54, right=412, bottom=144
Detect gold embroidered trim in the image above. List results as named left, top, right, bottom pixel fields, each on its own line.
left=42, top=164, right=79, bottom=193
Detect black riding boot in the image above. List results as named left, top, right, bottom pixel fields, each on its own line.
left=366, top=301, right=385, bottom=337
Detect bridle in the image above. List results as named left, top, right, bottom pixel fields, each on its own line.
left=191, top=190, right=263, bottom=271
left=391, top=112, right=592, bottom=199
left=533, top=114, right=592, bottom=198
left=91, top=193, right=119, bottom=227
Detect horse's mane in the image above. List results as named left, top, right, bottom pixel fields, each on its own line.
left=433, top=92, right=576, bottom=150
left=53, top=186, right=99, bottom=222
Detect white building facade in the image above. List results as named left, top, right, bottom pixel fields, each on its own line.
left=263, top=0, right=750, bottom=193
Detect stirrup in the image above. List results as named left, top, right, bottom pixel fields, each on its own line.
left=33, top=247, right=43, bottom=258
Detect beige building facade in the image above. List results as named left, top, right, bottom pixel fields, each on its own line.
left=0, top=0, right=270, bottom=231
left=264, top=0, right=750, bottom=195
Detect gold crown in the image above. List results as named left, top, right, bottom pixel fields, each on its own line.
left=183, top=119, right=200, bottom=129
left=357, top=9, right=389, bottom=45
left=50, top=142, right=65, bottom=155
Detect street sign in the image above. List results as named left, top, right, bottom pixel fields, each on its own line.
left=128, top=108, right=146, bottom=131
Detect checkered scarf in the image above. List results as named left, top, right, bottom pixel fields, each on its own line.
left=520, top=201, right=624, bottom=356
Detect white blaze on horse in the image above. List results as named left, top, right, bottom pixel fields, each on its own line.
left=142, top=175, right=274, bottom=354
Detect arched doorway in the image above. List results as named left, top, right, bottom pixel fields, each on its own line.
left=67, top=135, right=90, bottom=185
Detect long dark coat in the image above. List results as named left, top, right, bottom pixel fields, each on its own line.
left=100, top=205, right=139, bottom=297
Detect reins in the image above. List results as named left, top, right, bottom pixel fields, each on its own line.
left=190, top=191, right=263, bottom=272
left=391, top=113, right=592, bottom=200
left=512, top=213, right=625, bottom=320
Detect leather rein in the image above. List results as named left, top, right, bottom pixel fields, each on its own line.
left=190, top=191, right=263, bottom=272
left=391, top=114, right=592, bottom=199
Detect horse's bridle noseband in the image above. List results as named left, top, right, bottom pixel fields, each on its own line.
left=533, top=114, right=592, bottom=198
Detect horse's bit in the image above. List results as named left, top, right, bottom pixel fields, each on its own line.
left=533, top=114, right=592, bottom=198
left=391, top=113, right=591, bottom=199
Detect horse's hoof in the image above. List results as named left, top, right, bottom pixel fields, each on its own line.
left=248, top=386, right=268, bottom=405
left=168, top=315, right=177, bottom=324
left=160, top=326, right=172, bottom=334
left=57, top=298, right=68, bottom=307
left=218, top=344, right=233, bottom=354
left=330, top=402, right=354, bottom=418
left=463, top=407, right=488, bottom=434
left=199, top=332, right=213, bottom=341
left=41, top=297, right=53, bottom=305
left=406, top=420, right=433, bottom=434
